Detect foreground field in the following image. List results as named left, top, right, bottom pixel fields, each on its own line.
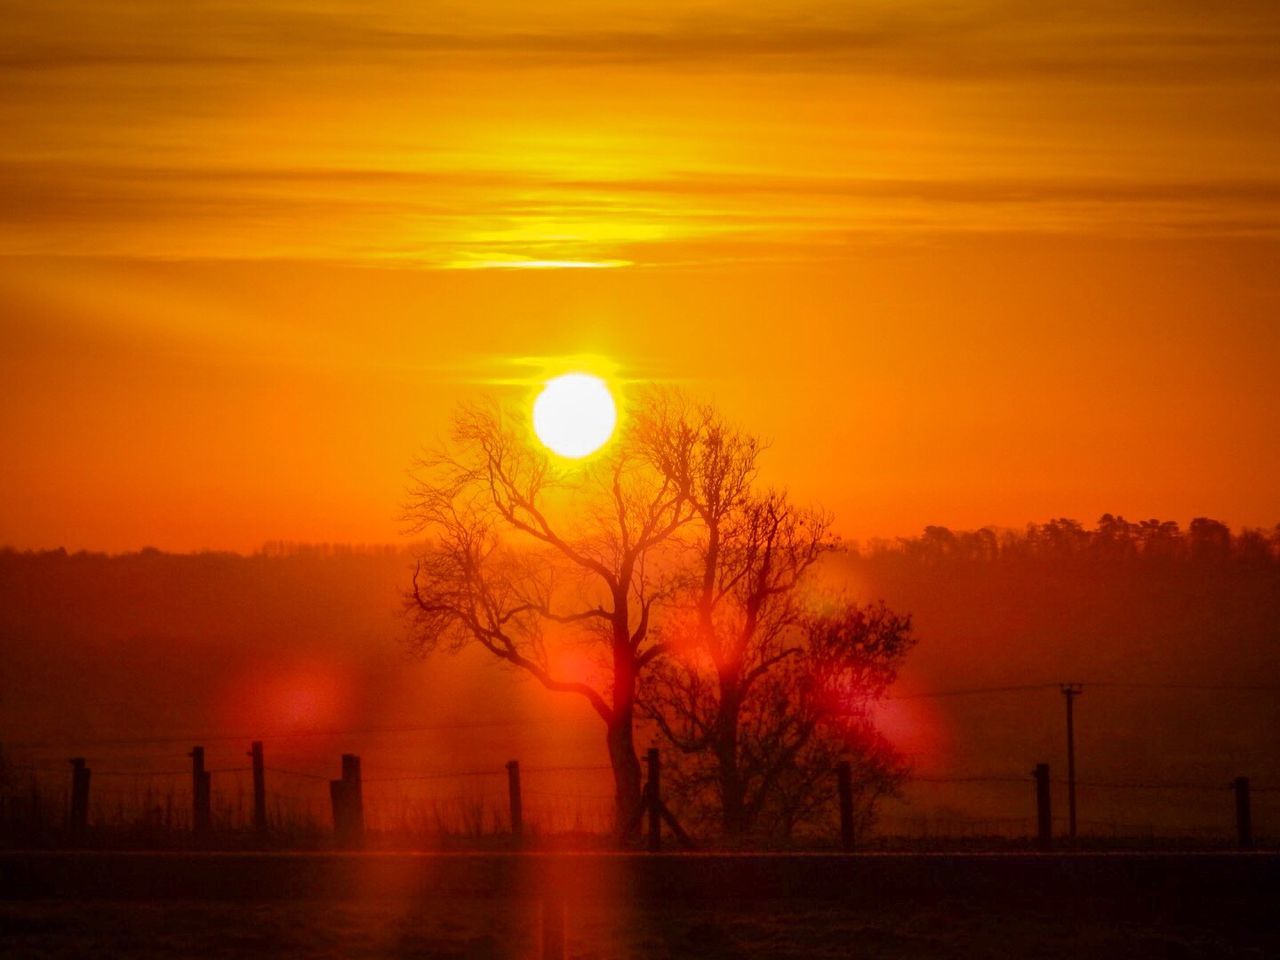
left=2, top=853, right=1277, bottom=958
left=3, top=894, right=1276, bottom=959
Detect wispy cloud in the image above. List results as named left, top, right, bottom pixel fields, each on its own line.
left=2, top=159, right=1278, bottom=265
left=2, top=2, right=1279, bottom=265
left=4, top=3, right=1278, bottom=82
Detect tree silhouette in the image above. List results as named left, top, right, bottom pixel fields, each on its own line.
left=403, top=398, right=696, bottom=836
left=644, top=564, right=914, bottom=837
left=636, top=399, right=915, bottom=838
left=868, top=514, right=1279, bottom=565
left=751, top=603, right=914, bottom=840
left=1189, top=517, right=1232, bottom=561
left=405, top=391, right=917, bottom=841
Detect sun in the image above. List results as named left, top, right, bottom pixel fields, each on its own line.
left=532, top=372, right=617, bottom=458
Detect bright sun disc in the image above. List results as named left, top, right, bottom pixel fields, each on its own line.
left=532, top=373, right=617, bottom=458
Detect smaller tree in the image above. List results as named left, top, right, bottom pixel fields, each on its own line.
left=649, top=596, right=914, bottom=840
left=635, top=397, right=917, bottom=839
left=642, top=490, right=832, bottom=836
left=637, top=399, right=824, bottom=835
left=752, top=601, right=915, bottom=840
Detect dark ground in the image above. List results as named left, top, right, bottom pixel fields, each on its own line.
left=1, top=852, right=1277, bottom=959
left=3, top=895, right=1275, bottom=959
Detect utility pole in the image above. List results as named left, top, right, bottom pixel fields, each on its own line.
left=1061, top=683, right=1083, bottom=842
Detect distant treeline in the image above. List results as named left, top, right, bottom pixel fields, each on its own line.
left=256, top=541, right=406, bottom=558
left=5, top=516, right=1275, bottom=566
left=859, top=516, right=1280, bottom=565
left=0, top=541, right=408, bottom=561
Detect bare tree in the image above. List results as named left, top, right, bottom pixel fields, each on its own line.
left=404, top=399, right=697, bottom=837
left=405, top=392, right=915, bottom=842
left=648, top=584, right=914, bottom=839
left=752, top=602, right=915, bottom=840
left=638, top=400, right=914, bottom=838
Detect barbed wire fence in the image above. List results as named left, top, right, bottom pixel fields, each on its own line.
left=2, top=679, right=1276, bottom=849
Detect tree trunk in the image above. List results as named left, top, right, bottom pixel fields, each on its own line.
left=715, top=682, right=747, bottom=838
left=718, top=746, right=746, bottom=837
left=607, top=706, right=643, bottom=841
left=608, top=637, right=643, bottom=841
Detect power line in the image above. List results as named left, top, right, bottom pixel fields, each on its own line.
left=910, top=776, right=1030, bottom=784
left=1084, top=681, right=1280, bottom=693
left=8, top=681, right=1275, bottom=749
left=2, top=717, right=572, bottom=749
left=264, top=766, right=329, bottom=781
left=363, top=769, right=504, bottom=783
left=1069, top=780, right=1235, bottom=792
left=888, top=680, right=1280, bottom=700
left=888, top=684, right=1060, bottom=700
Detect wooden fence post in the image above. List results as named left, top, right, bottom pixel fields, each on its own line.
left=1034, top=763, right=1052, bottom=850
left=506, top=760, right=523, bottom=843
left=647, top=748, right=661, bottom=852
left=32, top=782, right=44, bottom=836
left=189, top=746, right=211, bottom=837
left=343, top=754, right=363, bottom=844
left=330, top=753, right=364, bottom=847
left=1233, top=776, right=1253, bottom=850
left=328, top=778, right=344, bottom=843
left=248, top=741, right=267, bottom=838
left=68, top=757, right=90, bottom=843
left=837, top=761, right=855, bottom=852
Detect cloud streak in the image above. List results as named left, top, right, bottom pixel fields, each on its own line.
left=2, top=159, right=1278, bottom=265
left=4, top=2, right=1279, bottom=82
left=2, top=2, right=1279, bottom=265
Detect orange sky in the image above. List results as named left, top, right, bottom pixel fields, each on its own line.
left=2, top=1, right=1278, bottom=552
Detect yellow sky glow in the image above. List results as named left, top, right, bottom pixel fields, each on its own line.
left=1, top=1, right=1278, bottom=550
